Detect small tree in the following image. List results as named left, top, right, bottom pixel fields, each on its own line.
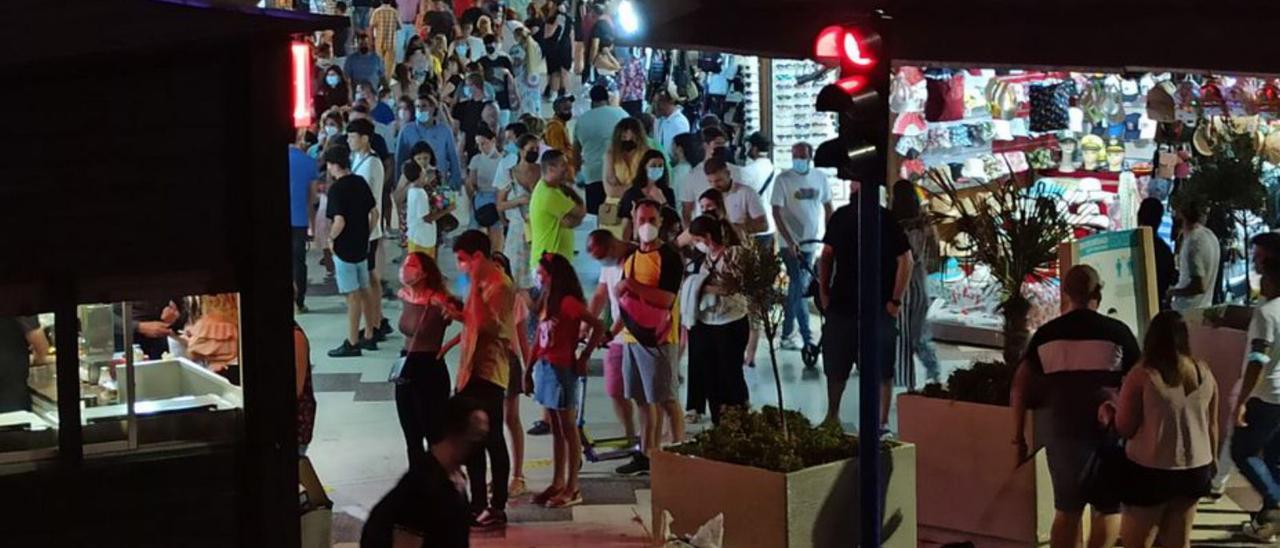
left=927, top=167, right=1076, bottom=367
left=722, top=239, right=789, bottom=439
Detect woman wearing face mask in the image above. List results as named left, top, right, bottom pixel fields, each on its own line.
left=683, top=215, right=751, bottom=425
left=601, top=117, right=652, bottom=237
left=619, top=150, right=676, bottom=243
left=393, top=96, right=416, bottom=139
left=677, top=188, right=742, bottom=250
left=395, top=252, right=462, bottom=469
left=315, top=66, right=352, bottom=114
left=497, top=134, right=542, bottom=293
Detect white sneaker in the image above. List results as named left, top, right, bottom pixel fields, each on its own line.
left=780, top=337, right=804, bottom=351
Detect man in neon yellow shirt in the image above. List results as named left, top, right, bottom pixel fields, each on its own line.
left=527, top=150, right=586, bottom=273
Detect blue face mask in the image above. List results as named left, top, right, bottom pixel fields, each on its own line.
left=455, top=45, right=468, bottom=56
left=646, top=166, right=665, bottom=182
left=325, top=74, right=340, bottom=87
left=505, top=142, right=519, bottom=156
left=792, top=158, right=811, bottom=174
left=416, top=110, right=431, bottom=124
left=461, top=86, right=473, bottom=99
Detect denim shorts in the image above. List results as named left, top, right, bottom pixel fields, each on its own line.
left=532, top=360, right=580, bottom=410
left=334, top=256, right=370, bottom=294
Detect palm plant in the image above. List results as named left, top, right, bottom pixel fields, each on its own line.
left=926, top=167, right=1076, bottom=367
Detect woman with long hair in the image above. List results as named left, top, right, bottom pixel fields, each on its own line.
left=395, top=252, right=462, bottom=469
left=491, top=252, right=533, bottom=498
left=890, top=179, right=941, bottom=387
left=511, top=24, right=547, bottom=118
left=619, top=149, right=675, bottom=242
left=315, top=65, right=352, bottom=113
left=497, top=134, right=541, bottom=291
left=685, top=216, right=751, bottom=424
left=529, top=253, right=606, bottom=508
left=600, top=117, right=651, bottom=237
left=1109, top=310, right=1217, bottom=548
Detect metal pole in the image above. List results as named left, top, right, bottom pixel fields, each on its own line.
left=857, top=175, right=883, bottom=547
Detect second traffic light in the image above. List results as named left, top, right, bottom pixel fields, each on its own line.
left=811, top=19, right=890, bottom=185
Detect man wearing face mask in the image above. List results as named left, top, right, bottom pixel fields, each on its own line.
left=587, top=229, right=639, bottom=444
left=615, top=199, right=685, bottom=475
left=347, top=119, right=392, bottom=345
left=452, top=73, right=497, bottom=160
left=479, top=34, right=517, bottom=130
left=397, top=95, right=463, bottom=189
left=344, top=33, right=386, bottom=93
left=528, top=150, right=586, bottom=271
left=453, top=21, right=487, bottom=63
left=544, top=96, right=578, bottom=181
left=771, top=142, right=832, bottom=352
left=678, top=126, right=737, bottom=226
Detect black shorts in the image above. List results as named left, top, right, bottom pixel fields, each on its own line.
left=1121, top=459, right=1213, bottom=507
left=367, top=239, right=380, bottom=272
left=822, top=311, right=897, bottom=382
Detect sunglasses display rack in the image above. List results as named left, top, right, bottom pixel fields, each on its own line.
left=736, top=55, right=763, bottom=140
left=769, top=59, right=844, bottom=204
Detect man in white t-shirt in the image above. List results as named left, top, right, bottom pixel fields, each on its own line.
left=738, top=132, right=777, bottom=245
left=771, top=142, right=833, bottom=350
left=347, top=119, right=391, bottom=343
left=586, top=229, right=637, bottom=442
left=653, top=92, right=690, bottom=155
left=1170, top=200, right=1220, bottom=311
left=705, top=158, right=767, bottom=237
left=678, top=126, right=733, bottom=226
left=1232, top=256, right=1280, bottom=537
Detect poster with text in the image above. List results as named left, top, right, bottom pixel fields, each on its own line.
left=1059, top=228, right=1159, bottom=339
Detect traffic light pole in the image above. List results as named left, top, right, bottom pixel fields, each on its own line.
left=856, top=15, right=890, bottom=547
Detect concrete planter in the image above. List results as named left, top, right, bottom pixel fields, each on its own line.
left=898, top=394, right=1053, bottom=546
left=651, top=441, right=916, bottom=547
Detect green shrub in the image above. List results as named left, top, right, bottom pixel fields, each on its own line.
left=917, top=360, right=1013, bottom=407
left=671, top=406, right=861, bottom=473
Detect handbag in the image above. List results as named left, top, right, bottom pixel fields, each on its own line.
left=598, top=199, right=621, bottom=226
left=473, top=190, right=500, bottom=227
left=584, top=181, right=606, bottom=215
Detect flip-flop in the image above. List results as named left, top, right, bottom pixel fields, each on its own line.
left=546, top=489, right=582, bottom=509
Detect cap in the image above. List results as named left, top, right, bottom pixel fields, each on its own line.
left=589, top=84, right=610, bottom=102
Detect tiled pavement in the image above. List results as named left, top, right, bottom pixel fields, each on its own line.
left=300, top=226, right=1270, bottom=546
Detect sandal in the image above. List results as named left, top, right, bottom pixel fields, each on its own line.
left=508, top=476, right=528, bottom=498
left=546, top=489, right=583, bottom=509
left=532, top=485, right=563, bottom=506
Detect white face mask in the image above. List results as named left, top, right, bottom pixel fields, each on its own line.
left=637, top=223, right=660, bottom=243
left=694, top=241, right=710, bottom=255
left=323, top=125, right=338, bottom=137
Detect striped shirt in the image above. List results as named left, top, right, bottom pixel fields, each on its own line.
left=1024, top=309, right=1140, bottom=440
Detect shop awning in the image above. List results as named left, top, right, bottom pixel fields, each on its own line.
left=629, top=0, right=1280, bottom=75
left=0, top=0, right=344, bottom=70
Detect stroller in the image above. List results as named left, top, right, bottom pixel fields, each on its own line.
left=795, top=239, right=826, bottom=369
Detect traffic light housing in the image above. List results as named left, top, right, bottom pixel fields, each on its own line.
left=811, top=19, right=890, bottom=186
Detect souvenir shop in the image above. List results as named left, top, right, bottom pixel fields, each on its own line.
left=889, top=66, right=1280, bottom=346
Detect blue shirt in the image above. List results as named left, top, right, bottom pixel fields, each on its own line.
left=288, top=146, right=315, bottom=228
left=343, top=53, right=385, bottom=88
left=396, top=121, right=463, bottom=188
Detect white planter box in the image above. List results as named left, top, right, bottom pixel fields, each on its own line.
left=898, top=394, right=1053, bottom=545
left=651, top=441, right=916, bottom=547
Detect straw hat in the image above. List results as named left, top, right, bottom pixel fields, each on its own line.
left=1193, top=121, right=1217, bottom=156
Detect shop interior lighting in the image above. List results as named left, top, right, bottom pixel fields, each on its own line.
left=618, top=0, right=641, bottom=36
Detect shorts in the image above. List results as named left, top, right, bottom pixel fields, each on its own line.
left=1045, top=439, right=1122, bottom=514
left=604, top=341, right=624, bottom=399
left=1121, top=459, right=1213, bottom=507
left=367, top=240, right=381, bottom=272
left=334, top=256, right=371, bottom=294
left=506, top=351, right=524, bottom=398
left=532, top=359, right=580, bottom=410
left=822, top=312, right=898, bottom=382
left=622, top=343, right=677, bottom=404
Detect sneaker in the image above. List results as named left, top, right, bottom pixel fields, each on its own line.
left=1242, top=518, right=1279, bottom=542
left=780, top=336, right=804, bottom=351
left=327, top=340, right=362, bottom=358
left=358, top=336, right=379, bottom=351
left=378, top=318, right=394, bottom=337
left=684, top=411, right=703, bottom=424
left=471, top=508, right=507, bottom=530
left=615, top=453, right=650, bottom=476
left=526, top=420, right=551, bottom=436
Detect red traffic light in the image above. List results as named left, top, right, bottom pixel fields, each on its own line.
left=835, top=76, right=866, bottom=93
left=813, top=25, right=878, bottom=70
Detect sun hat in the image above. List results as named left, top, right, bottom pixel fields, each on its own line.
left=1146, top=80, right=1177, bottom=123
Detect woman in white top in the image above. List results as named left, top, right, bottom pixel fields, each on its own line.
left=685, top=215, right=750, bottom=425
left=1108, top=310, right=1218, bottom=548
left=497, top=134, right=541, bottom=290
